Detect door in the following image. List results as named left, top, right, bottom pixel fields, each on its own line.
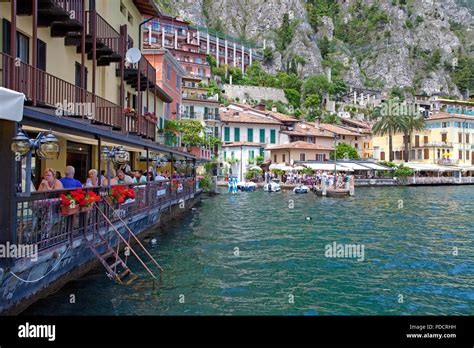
left=75, top=62, right=88, bottom=104
left=472, top=152, right=474, bottom=165
left=66, top=141, right=92, bottom=183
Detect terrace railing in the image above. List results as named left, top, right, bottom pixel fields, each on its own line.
left=87, top=11, right=121, bottom=55
left=53, top=0, right=84, bottom=25
left=16, top=179, right=196, bottom=253
left=0, top=52, right=123, bottom=130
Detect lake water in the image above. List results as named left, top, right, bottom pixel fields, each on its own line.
left=25, top=186, right=474, bottom=315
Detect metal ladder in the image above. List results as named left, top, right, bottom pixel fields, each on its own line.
left=86, top=201, right=164, bottom=284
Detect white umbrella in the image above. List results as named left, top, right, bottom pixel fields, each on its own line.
left=249, top=165, right=262, bottom=171
left=293, top=166, right=305, bottom=171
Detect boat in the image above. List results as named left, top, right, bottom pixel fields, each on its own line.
left=238, top=182, right=257, bottom=192
left=293, top=185, right=310, bottom=194
left=314, top=187, right=351, bottom=197
left=263, top=180, right=281, bottom=192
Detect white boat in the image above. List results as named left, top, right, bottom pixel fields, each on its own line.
left=293, top=185, right=310, bottom=193
left=263, top=180, right=281, bottom=192
left=237, top=181, right=257, bottom=192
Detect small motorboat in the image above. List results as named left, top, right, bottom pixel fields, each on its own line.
left=293, top=185, right=310, bottom=194
left=263, top=180, right=281, bottom=192
left=238, top=182, right=257, bottom=192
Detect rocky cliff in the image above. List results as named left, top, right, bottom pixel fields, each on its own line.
left=159, top=0, right=473, bottom=97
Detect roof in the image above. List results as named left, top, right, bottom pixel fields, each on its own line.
left=222, top=142, right=264, bottom=148
left=153, top=85, right=172, bottom=103
left=265, top=111, right=298, bottom=123
left=266, top=141, right=334, bottom=151
left=133, top=0, right=161, bottom=16
left=340, top=117, right=372, bottom=129
left=428, top=112, right=474, bottom=121
left=319, top=123, right=362, bottom=136
left=220, top=111, right=282, bottom=125
left=296, top=123, right=334, bottom=137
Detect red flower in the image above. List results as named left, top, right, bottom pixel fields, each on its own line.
left=118, top=197, right=124, bottom=204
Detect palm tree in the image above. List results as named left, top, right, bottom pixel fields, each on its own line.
left=400, top=114, right=426, bottom=162
left=371, top=107, right=404, bottom=162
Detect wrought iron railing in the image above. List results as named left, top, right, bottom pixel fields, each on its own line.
left=86, top=11, right=121, bottom=55
left=15, top=179, right=196, bottom=253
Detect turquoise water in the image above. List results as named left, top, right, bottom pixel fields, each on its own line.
left=25, top=186, right=474, bottom=315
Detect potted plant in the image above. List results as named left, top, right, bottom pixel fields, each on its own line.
left=59, top=192, right=80, bottom=216
left=80, top=190, right=101, bottom=212
left=108, top=186, right=136, bottom=208
left=124, top=107, right=136, bottom=117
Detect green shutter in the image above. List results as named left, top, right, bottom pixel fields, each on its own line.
left=247, top=128, right=253, bottom=142
left=224, top=127, right=230, bottom=142
left=260, top=129, right=265, bottom=143
left=234, top=127, right=240, bottom=141
left=270, top=129, right=276, bottom=144
left=231, top=151, right=235, bottom=159
left=259, top=148, right=264, bottom=156
left=224, top=152, right=227, bottom=160
left=249, top=150, right=254, bottom=160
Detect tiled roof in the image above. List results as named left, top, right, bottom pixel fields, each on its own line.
left=220, top=110, right=282, bottom=125
left=296, top=123, right=334, bottom=137
left=265, top=111, right=298, bottom=122
left=266, top=141, right=334, bottom=151
left=428, top=112, right=474, bottom=121
left=319, top=123, right=362, bottom=136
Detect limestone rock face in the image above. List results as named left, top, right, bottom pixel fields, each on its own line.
left=164, top=0, right=473, bottom=96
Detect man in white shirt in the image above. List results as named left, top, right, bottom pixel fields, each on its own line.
left=116, top=169, right=133, bottom=184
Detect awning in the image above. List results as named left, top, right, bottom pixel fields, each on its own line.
left=338, top=162, right=377, bottom=171
left=269, top=163, right=293, bottom=171
left=0, top=87, right=25, bottom=122
left=304, top=163, right=353, bottom=172
left=356, top=162, right=393, bottom=171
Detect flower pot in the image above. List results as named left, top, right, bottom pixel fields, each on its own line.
left=80, top=205, right=94, bottom=213
left=60, top=205, right=80, bottom=216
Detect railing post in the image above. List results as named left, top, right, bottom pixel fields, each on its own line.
left=10, top=0, right=17, bottom=91
left=32, top=0, right=37, bottom=106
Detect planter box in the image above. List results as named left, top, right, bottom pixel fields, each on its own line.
left=80, top=205, right=94, bottom=213
left=60, top=205, right=80, bottom=216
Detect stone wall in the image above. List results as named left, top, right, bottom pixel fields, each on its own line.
left=222, top=84, right=288, bottom=104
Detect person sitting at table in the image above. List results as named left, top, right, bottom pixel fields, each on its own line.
left=60, top=166, right=82, bottom=189
left=155, top=171, right=167, bottom=181
left=102, top=168, right=118, bottom=186
left=132, top=170, right=147, bottom=184
left=85, top=169, right=100, bottom=187
left=116, top=169, right=133, bottom=184
left=38, top=168, right=64, bottom=191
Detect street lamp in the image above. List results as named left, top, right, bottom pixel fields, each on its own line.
left=11, top=127, right=60, bottom=196
left=101, top=146, right=129, bottom=189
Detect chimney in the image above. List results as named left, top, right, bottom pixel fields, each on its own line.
left=271, top=106, right=277, bottom=112
left=254, top=103, right=266, bottom=111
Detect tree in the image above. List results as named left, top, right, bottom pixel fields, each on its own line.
left=302, top=75, right=333, bottom=99
left=263, top=47, right=273, bottom=63
left=319, top=36, right=331, bottom=59
left=400, top=114, right=425, bottom=162
left=304, top=94, right=322, bottom=121
left=371, top=104, right=405, bottom=162
left=322, top=113, right=341, bottom=124
left=284, top=88, right=301, bottom=109
left=330, top=143, right=360, bottom=160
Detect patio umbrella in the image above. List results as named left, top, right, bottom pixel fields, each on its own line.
left=249, top=165, right=262, bottom=171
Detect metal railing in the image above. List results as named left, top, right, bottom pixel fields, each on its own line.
left=0, top=52, right=123, bottom=129
left=53, top=0, right=84, bottom=25
left=87, top=11, right=121, bottom=55
left=15, top=179, right=196, bottom=253
left=437, top=158, right=459, bottom=165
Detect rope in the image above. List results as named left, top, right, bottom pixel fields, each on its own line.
left=9, top=246, right=70, bottom=283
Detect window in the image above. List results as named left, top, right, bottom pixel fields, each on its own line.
left=466, top=151, right=470, bottom=161
left=231, top=151, right=235, bottom=159
left=466, top=134, right=470, bottom=143
left=176, top=74, right=180, bottom=89
left=459, top=133, right=463, bottom=143
left=176, top=103, right=180, bottom=119
left=224, top=127, right=230, bottom=142
left=459, top=150, right=463, bottom=160
left=415, top=135, right=420, bottom=147
left=300, top=153, right=306, bottom=161
left=274, top=154, right=277, bottom=163
left=234, top=127, right=240, bottom=142
left=260, top=148, right=264, bottom=156
left=260, top=129, right=265, bottom=143
left=166, top=63, right=171, bottom=80
left=165, top=103, right=170, bottom=119
left=120, top=1, right=126, bottom=16
left=249, top=150, right=254, bottom=160
left=17, top=32, right=29, bottom=63
left=127, top=12, right=133, bottom=25
left=417, top=149, right=422, bottom=160
left=316, top=154, right=325, bottom=161
left=441, top=133, right=447, bottom=143
left=380, top=152, right=385, bottom=160
left=424, top=136, right=428, bottom=144
left=270, top=129, right=276, bottom=144
left=424, top=149, right=429, bottom=160
left=282, top=154, right=285, bottom=163
left=247, top=128, right=253, bottom=142
left=354, top=143, right=358, bottom=148
left=224, top=152, right=227, bottom=160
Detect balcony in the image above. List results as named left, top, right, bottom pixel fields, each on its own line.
left=65, top=11, right=123, bottom=66
left=118, top=56, right=156, bottom=91
left=204, top=113, right=220, bottom=121
left=0, top=52, right=123, bottom=130
left=17, top=0, right=84, bottom=37
left=124, top=112, right=156, bottom=141
left=423, top=141, right=453, bottom=148
left=437, top=158, right=459, bottom=166
left=181, top=112, right=196, bottom=119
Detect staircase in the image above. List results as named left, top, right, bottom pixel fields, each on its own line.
left=85, top=201, right=163, bottom=284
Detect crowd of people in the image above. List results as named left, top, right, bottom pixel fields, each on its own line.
left=262, top=170, right=350, bottom=189
left=33, top=163, right=186, bottom=192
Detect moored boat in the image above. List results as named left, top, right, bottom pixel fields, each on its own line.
left=293, top=185, right=310, bottom=194
left=263, top=180, right=281, bottom=192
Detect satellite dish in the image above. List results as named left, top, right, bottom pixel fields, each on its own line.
left=125, top=48, right=142, bottom=64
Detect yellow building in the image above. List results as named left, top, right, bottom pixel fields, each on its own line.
left=0, top=0, right=188, bottom=184
left=372, top=112, right=474, bottom=166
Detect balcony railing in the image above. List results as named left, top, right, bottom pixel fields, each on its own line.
left=437, top=158, right=459, bottom=166
left=423, top=141, right=453, bottom=148
left=182, top=112, right=196, bottom=119
left=0, top=52, right=122, bottom=130
left=15, top=180, right=196, bottom=253
left=124, top=112, right=156, bottom=140
left=87, top=11, right=121, bottom=56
